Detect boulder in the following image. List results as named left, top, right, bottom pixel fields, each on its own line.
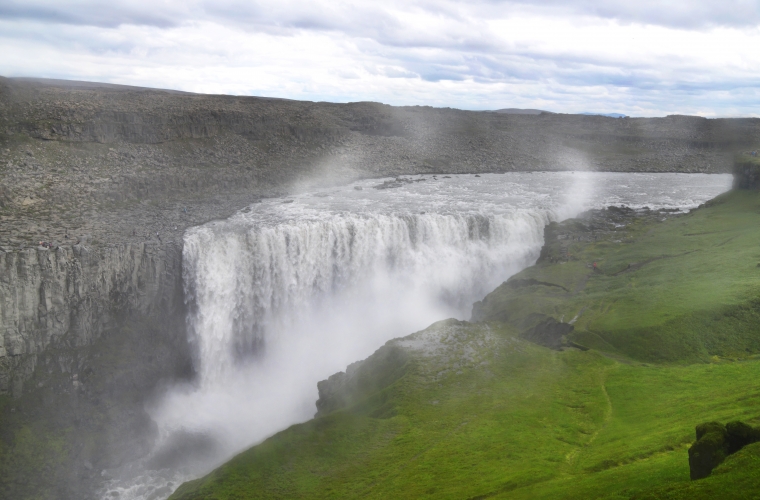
left=733, top=159, right=760, bottom=189
left=689, top=420, right=760, bottom=480
left=725, top=420, right=760, bottom=454
left=689, top=422, right=728, bottom=480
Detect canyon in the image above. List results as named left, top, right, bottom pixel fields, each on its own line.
left=1, top=76, right=759, bottom=499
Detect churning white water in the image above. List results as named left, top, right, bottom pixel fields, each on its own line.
left=101, top=172, right=731, bottom=499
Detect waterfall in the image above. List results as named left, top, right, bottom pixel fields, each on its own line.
left=183, top=210, right=551, bottom=386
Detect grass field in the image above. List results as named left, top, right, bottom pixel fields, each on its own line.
left=171, top=190, right=760, bottom=499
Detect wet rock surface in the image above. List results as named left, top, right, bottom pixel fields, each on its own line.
left=0, top=312, right=192, bottom=499
left=0, top=222, right=190, bottom=499
left=0, top=240, right=183, bottom=396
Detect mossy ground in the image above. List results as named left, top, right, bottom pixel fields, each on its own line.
left=171, top=190, right=760, bottom=499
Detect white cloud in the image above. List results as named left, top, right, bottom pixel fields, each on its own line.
left=0, top=1, right=759, bottom=116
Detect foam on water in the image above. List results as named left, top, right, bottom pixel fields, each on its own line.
left=100, top=172, right=731, bottom=499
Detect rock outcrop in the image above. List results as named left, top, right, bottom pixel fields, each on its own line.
left=0, top=241, right=183, bottom=396
left=315, top=343, right=411, bottom=418
left=733, top=154, right=760, bottom=189
left=314, top=319, right=495, bottom=419
left=689, top=420, right=760, bottom=480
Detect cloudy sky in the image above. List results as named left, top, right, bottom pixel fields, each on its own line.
left=1, top=0, right=759, bottom=116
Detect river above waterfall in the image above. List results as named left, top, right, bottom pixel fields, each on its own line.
left=102, top=172, right=732, bottom=500
left=229, top=171, right=728, bottom=223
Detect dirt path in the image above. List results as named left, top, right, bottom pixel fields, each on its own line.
left=563, top=365, right=615, bottom=473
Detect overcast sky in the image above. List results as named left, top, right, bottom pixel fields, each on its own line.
left=1, top=0, right=759, bottom=116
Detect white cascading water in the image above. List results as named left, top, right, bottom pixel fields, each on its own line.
left=101, top=172, right=732, bottom=499
left=184, top=210, right=549, bottom=385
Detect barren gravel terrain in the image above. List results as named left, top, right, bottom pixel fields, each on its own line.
left=2, top=76, right=757, bottom=250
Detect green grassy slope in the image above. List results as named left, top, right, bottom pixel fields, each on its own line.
left=170, top=190, right=760, bottom=499
left=476, top=190, right=760, bottom=363
left=634, top=442, right=760, bottom=500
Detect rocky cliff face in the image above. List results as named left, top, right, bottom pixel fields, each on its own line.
left=733, top=155, right=760, bottom=189
left=0, top=240, right=183, bottom=396
left=0, top=231, right=191, bottom=499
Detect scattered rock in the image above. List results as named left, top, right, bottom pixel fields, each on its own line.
left=520, top=316, right=574, bottom=350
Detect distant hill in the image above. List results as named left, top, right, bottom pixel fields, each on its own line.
left=496, top=109, right=628, bottom=118
left=8, top=76, right=193, bottom=95
left=580, top=112, right=628, bottom=118
left=494, top=108, right=553, bottom=115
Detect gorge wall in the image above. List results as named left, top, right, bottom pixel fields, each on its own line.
left=2, top=75, right=760, bottom=396
left=0, top=240, right=184, bottom=396
left=0, top=237, right=191, bottom=499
